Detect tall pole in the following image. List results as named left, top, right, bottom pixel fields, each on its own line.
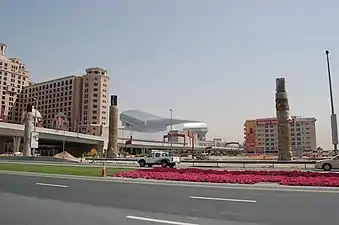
left=275, top=78, right=293, bottom=160
left=32, top=98, right=38, bottom=156
left=33, top=99, right=37, bottom=132
left=169, top=108, right=173, bottom=154
left=107, top=95, right=118, bottom=158
left=191, top=131, right=195, bottom=160
left=62, top=117, right=66, bottom=153
left=325, top=50, right=338, bottom=156
left=62, top=128, right=66, bottom=153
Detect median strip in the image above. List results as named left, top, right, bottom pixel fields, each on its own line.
left=0, top=163, right=133, bottom=177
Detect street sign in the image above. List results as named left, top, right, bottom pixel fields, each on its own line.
left=30, top=132, right=39, bottom=149
left=91, top=148, right=97, bottom=156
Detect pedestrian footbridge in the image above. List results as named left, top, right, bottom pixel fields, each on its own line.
left=0, top=122, right=105, bottom=145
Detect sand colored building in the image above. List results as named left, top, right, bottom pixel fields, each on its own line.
left=10, top=68, right=109, bottom=136
left=0, top=43, right=32, bottom=122
left=244, top=117, right=317, bottom=154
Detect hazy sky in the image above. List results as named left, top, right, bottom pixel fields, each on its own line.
left=1, top=0, right=339, bottom=149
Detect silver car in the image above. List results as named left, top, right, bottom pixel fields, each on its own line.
left=315, top=155, right=339, bottom=171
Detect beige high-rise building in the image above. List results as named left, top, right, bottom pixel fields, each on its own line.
left=10, top=67, right=109, bottom=136
left=1, top=42, right=109, bottom=137
left=0, top=43, right=32, bottom=121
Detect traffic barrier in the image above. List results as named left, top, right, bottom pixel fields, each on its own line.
left=87, top=158, right=317, bottom=169
left=101, top=162, right=106, bottom=177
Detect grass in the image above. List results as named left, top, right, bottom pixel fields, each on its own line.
left=0, top=163, right=133, bottom=177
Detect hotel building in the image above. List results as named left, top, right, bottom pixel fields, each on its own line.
left=9, top=68, right=109, bottom=136
left=0, top=43, right=32, bottom=121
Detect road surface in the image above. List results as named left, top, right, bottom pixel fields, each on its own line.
left=0, top=173, right=338, bottom=225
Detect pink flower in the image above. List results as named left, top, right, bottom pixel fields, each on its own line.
left=113, top=168, right=339, bottom=187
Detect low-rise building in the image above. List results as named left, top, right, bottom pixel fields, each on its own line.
left=244, top=116, right=317, bottom=154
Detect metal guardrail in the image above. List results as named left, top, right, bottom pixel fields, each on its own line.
left=86, top=158, right=317, bottom=169
left=181, top=160, right=316, bottom=169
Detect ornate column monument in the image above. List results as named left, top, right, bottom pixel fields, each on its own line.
left=275, top=78, right=293, bottom=160
left=107, top=95, right=118, bottom=158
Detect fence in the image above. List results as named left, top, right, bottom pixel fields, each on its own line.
left=86, top=157, right=317, bottom=169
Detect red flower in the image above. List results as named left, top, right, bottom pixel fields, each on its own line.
left=113, top=168, right=339, bottom=187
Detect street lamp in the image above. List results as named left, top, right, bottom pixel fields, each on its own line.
left=32, top=97, right=38, bottom=156
left=325, top=50, right=338, bottom=156
left=169, top=108, right=173, bottom=154
left=32, top=98, right=38, bottom=132
left=55, top=112, right=68, bottom=153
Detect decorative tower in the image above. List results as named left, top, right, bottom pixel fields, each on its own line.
left=107, top=95, right=118, bottom=157
left=275, top=78, right=293, bottom=160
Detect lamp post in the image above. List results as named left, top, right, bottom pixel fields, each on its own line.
left=325, top=50, right=338, bottom=156
left=62, top=125, right=66, bottom=153
left=56, top=113, right=68, bottom=153
left=32, top=98, right=38, bottom=156
left=169, top=108, right=173, bottom=154
left=33, top=98, right=38, bottom=132
left=61, top=117, right=66, bottom=153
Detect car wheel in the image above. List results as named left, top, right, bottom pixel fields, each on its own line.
left=169, top=163, right=175, bottom=168
left=323, top=163, right=332, bottom=171
left=147, top=164, right=153, bottom=167
left=139, top=160, right=146, bottom=167
left=161, top=161, right=168, bottom=168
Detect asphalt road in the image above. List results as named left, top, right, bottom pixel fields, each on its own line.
left=0, top=173, right=338, bottom=225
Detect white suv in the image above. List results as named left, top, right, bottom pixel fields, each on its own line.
left=138, top=150, right=180, bottom=168
left=315, top=155, right=339, bottom=171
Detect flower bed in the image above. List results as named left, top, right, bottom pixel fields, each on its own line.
left=113, top=168, right=339, bottom=187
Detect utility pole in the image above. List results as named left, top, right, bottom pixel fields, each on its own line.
left=325, top=50, right=338, bottom=156
left=169, top=108, right=173, bottom=154
left=62, top=122, right=66, bottom=153
left=32, top=98, right=38, bottom=156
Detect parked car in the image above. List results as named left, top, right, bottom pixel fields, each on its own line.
left=315, top=155, right=339, bottom=171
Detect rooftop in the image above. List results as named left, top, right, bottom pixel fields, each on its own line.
left=122, top=110, right=164, bottom=122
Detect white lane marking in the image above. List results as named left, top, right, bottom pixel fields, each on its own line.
left=3, top=171, right=339, bottom=193
left=190, top=196, right=256, bottom=203
left=126, top=216, right=199, bottom=225
left=36, top=182, right=68, bottom=188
